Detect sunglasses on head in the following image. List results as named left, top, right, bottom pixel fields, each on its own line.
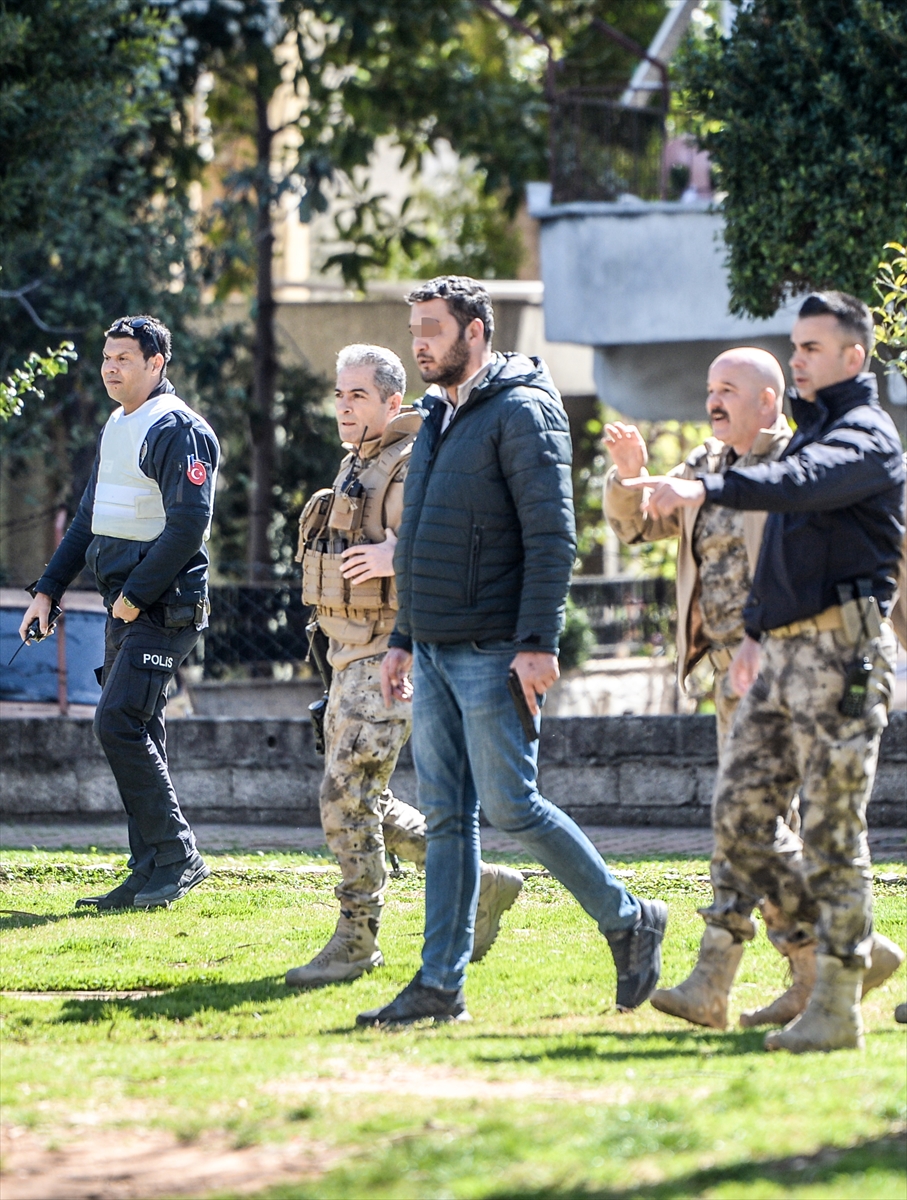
left=104, top=317, right=163, bottom=357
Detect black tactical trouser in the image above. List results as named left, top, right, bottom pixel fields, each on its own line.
left=94, top=613, right=201, bottom=874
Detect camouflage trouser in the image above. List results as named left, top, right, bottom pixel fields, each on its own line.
left=320, top=655, right=427, bottom=921
left=708, top=625, right=896, bottom=966
left=705, top=667, right=802, bottom=926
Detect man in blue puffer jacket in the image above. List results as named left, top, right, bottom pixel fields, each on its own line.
left=356, top=276, right=667, bottom=1027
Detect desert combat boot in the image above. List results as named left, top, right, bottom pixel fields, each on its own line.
left=286, top=912, right=384, bottom=988
left=650, top=924, right=744, bottom=1029
left=765, top=954, right=864, bottom=1053
left=472, top=865, right=524, bottom=961
left=741, top=930, right=903, bottom=1028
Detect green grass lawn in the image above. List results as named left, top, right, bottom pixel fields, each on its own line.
left=1, top=848, right=905, bottom=1199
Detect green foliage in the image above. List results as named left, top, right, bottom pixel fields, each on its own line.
left=0, top=342, right=77, bottom=421
left=873, top=241, right=907, bottom=377
left=558, top=595, right=596, bottom=671
left=0, top=0, right=202, bottom=517
left=179, top=326, right=340, bottom=579
left=677, top=1, right=907, bottom=318
left=293, top=1, right=667, bottom=279
left=580, top=408, right=712, bottom=580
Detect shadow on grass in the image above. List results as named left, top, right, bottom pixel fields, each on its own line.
left=485, top=1129, right=907, bottom=1200
left=54, top=975, right=297, bottom=1023
left=51, top=981, right=768, bottom=1060
left=0, top=907, right=99, bottom=930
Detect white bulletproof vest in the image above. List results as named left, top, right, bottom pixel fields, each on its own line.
left=91, top=394, right=214, bottom=541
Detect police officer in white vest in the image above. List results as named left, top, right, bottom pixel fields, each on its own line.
left=18, top=315, right=220, bottom=909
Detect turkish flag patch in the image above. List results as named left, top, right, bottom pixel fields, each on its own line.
left=186, top=455, right=207, bottom=486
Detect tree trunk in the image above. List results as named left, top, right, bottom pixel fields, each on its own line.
left=248, top=74, right=277, bottom=582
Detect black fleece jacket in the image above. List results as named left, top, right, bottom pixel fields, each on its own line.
left=389, top=352, right=576, bottom=654
left=699, top=373, right=905, bottom=638
left=34, top=379, right=219, bottom=612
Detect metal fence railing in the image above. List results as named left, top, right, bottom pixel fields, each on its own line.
left=197, top=576, right=676, bottom=677
left=549, top=92, right=665, bottom=204
left=199, top=584, right=312, bottom=677
left=569, top=575, right=675, bottom=651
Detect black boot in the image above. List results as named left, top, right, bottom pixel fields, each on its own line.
left=76, top=872, right=149, bottom=911
left=606, top=898, right=668, bottom=1011
left=133, top=854, right=210, bottom=908
left=356, top=972, right=470, bottom=1027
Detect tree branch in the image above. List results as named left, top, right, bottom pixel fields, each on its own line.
left=0, top=281, right=80, bottom=333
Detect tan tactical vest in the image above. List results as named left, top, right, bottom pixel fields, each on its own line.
left=296, top=410, right=420, bottom=646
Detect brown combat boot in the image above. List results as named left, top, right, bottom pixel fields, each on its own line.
left=472, top=865, right=524, bottom=962
left=861, top=933, right=905, bottom=995
left=650, top=925, right=744, bottom=1029
left=741, top=931, right=904, bottom=1028
left=765, top=954, right=864, bottom=1053
left=739, top=938, right=817, bottom=1028
left=285, top=912, right=384, bottom=988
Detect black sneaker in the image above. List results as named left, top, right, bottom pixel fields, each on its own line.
left=133, top=854, right=211, bottom=908
left=75, top=873, right=149, bottom=911
left=356, top=972, right=471, bottom=1027
left=606, top=898, right=668, bottom=1012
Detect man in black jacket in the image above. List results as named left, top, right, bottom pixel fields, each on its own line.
left=18, top=315, right=219, bottom=910
left=356, top=276, right=667, bottom=1027
left=624, top=291, right=905, bottom=1052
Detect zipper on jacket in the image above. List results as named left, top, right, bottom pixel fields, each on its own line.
left=467, top=524, right=482, bottom=606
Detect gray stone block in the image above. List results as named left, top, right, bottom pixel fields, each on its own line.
left=539, top=765, right=619, bottom=810
left=168, top=768, right=233, bottom=810
left=231, top=766, right=316, bottom=810
left=0, top=769, right=81, bottom=812
left=387, top=767, right=418, bottom=805
left=880, top=712, right=906, bottom=761
left=694, top=766, right=718, bottom=807
left=678, top=715, right=719, bottom=760
left=77, top=770, right=121, bottom=814
left=618, top=761, right=697, bottom=808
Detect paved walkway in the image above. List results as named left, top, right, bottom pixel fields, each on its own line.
left=2, top=821, right=905, bottom=860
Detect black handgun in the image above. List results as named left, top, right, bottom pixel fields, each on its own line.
left=507, top=668, right=539, bottom=742
left=309, top=695, right=328, bottom=756
left=306, top=623, right=332, bottom=756
left=8, top=602, right=63, bottom=666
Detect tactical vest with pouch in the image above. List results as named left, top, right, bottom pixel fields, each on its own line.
left=297, top=414, right=418, bottom=646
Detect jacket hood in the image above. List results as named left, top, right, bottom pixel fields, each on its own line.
left=480, top=352, right=560, bottom=402
left=789, top=372, right=878, bottom=433
left=415, top=352, right=560, bottom=418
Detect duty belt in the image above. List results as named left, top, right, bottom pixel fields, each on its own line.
left=767, top=604, right=843, bottom=639
left=708, top=646, right=735, bottom=672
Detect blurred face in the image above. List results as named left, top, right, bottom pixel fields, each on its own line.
left=334, top=364, right=400, bottom=446
left=706, top=356, right=778, bottom=454
left=101, top=337, right=164, bottom=412
left=410, top=298, right=477, bottom=388
left=789, top=314, right=865, bottom=401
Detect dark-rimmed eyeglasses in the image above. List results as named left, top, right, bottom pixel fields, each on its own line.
left=104, top=317, right=163, bottom=357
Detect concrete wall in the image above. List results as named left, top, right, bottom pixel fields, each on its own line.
left=529, top=194, right=907, bottom=427
left=2, top=712, right=904, bottom=828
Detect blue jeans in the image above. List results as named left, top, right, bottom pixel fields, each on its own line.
left=411, top=640, right=640, bottom=991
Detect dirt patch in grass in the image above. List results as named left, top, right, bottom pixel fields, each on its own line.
left=265, top=1059, right=674, bottom=1104
left=0, top=1125, right=336, bottom=1200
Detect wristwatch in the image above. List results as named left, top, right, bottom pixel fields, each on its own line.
left=122, top=596, right=138, bottom=610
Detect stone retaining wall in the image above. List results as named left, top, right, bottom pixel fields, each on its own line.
left=1, top=713, right=904, bottom=827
